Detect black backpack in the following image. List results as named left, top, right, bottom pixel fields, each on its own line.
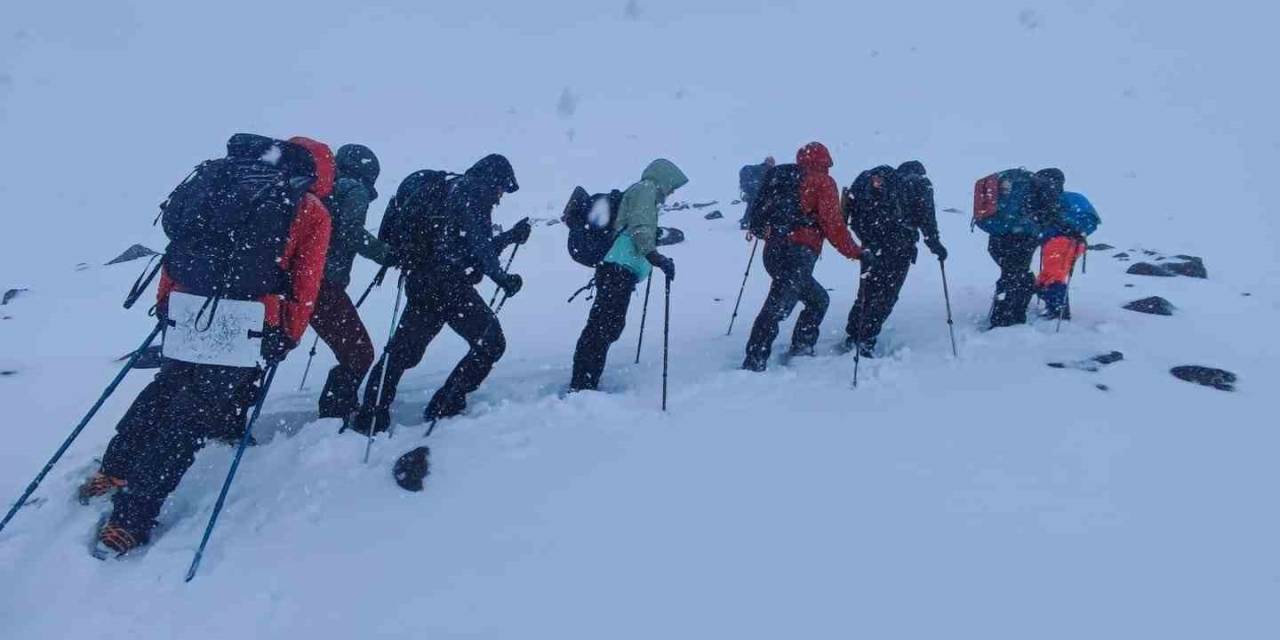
left=160, top=133, right=316, bottom=300
left=563, top=186, right=623, bottom=267
left=378, top=169, right=457, bottom=264
left=846, top=165, right=907, bottom=244
left=745, top=164, right=809, bottom=238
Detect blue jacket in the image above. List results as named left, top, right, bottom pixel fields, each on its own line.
left=427, top=154, right=520, bottom=281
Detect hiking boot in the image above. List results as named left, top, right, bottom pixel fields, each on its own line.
left=742, top=356, right=768, bottom=372
left=788, top=345, right=815, bottom=359
left=349, top=405, right=390, bottom=436
left=92, top=521, right=143, bottom=559
left=423, top=392, right=466, bottom=423
left=77, top=472, right=126, bottom=505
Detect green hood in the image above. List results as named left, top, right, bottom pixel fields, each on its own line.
left=641, top=159, right=688, bottom=198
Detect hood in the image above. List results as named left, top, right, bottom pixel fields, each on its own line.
left=898, top=160, right=926, bottom=176
left=640, top=158, right=688, bottom=197
left=466, top=153, right=519, bottom=194
left=336, top=144, right=380, bottom=199
left=796, top=142, right=833, bottom=174
left=1036, top=167, right=1065, bottom=193
left=289, top=136, right=335, bottom=199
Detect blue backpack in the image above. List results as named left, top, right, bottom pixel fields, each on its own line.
left=973, top=168, right=1040, bottom=237
left=1058, top=191, right=1100, bottom=236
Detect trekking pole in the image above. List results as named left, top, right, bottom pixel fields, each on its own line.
left=726, top=237, right=760, bottom=336
left=0, top=323, right=163, bottom=537
left=939, top=260, right=958, bottom=358
left=489, top=244, right=520, bottom=308
left=635, top=273, right=653, bottom=364
left=185, top=364, right=278, bottom=583
left=849, top=268, right=870, bottom=386
left=122, top=255, right=163, bottom=310
left=368, top=274, right=406, bottom=455
left=662, top=277, right=671, bottom=411
left=298, top=271, right=385, bottom=391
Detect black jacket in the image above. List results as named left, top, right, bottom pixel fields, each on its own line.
left=422, top=154, right=520, bottom=281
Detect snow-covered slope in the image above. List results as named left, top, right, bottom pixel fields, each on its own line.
left=2, top=1, right=1278, bottom=638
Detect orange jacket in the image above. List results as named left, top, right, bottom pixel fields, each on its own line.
left=787, top=142, right=862, bottom=260
left=1037, top=236, right=1086, bottom=288
left=158, top=136, right=334, bottom=343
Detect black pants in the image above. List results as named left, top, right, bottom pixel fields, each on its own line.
left=846, top=245, right=914, bottom=349
left=744, top=241, right=827, bottom=370
left=988, top=235, right=1040, bottom=327
left=103, top=360, right=262, bottom=539
left=570, top=263, right=638, bottom=391
left=362, top=272, right=505, bottom=417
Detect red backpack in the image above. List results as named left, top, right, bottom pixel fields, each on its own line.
left=972, top=173, right=1001, bottom=226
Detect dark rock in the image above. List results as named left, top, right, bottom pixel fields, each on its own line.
left=0, top=370, right=16, bottom=377
left=1142, top=250, right=1158, bottom=256
left=690, top=200, right=718, bottom=209
left=1123, top=296, right=1175, bottom=316
left=655, top=227, right=685, bottom=246
left=1170, top=366, right=1237, bottom=392
left=1126, top=262, right=1175, bottom=277
left=1124, top=284, right=1135, bottom=288
left=1088, top=243, right=1115, bottom=251
left=105, top=244, right=161, bottom=266
left=1242, top=292, right=1252, bottom=297
left=1047, top=351, right=1123, bottom=372
left=662, top=201, right=691, bottom=212
left=704, top=210, right=724, bottom=220
left=942, top=207, right=964, bottom=215
left=75, top=263, right=90, bottom=272
left=1113, top=252, right=1130, bottom=260
left=2, top=288, right=29, bottom=305
left=1095, top=384, right=1110, bottom=392
left=1165, top=256, right=1207, bottom=279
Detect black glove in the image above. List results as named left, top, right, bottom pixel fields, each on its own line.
left=926, top=238, right=948, bottom=262
left=859, top=249, right=876, bottom=270
left=466, top=268, right=485, bottom=286
left=507, top=218, right=532, bottom=246
left=498, top=272, right=523, bottom=298
left=646, top=251, right=675, bottom=282
left=260, top=325, right=296, bottom=366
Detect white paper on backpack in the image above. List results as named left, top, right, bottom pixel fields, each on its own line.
left=162, top=292, right=265, bottom=368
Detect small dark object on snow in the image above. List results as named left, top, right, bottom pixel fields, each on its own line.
left=1123, top=296, right=1175, bottom=316
left=942, top=207, right=964, bottom=214
left=704, top=210, right=724, bottom=220
left=1127, top=262, right=1175, bottom=277
left=105, top=244, right=161, bottom=266
left=117, top=345, right=163, bottom=369
left=1171, top=366, right=1236, bottom=392
left=75, top=263, right=90, bottom=272
left=1, top=370, right=16, bottom=377
left=545, top=219, right=561, bottom=226
left=1113, top=252, right=1130, bottom=259
left=714, top=297, right=723, bottom=302
left=1088, top=243, right=1115, bottom=251
left=1142, top=250, right=1158, bottom=256
left=1242, top=292, right=1252, bottom=297
left=1124, top=284, right=1135, bottom=288
left=2, top=288, right=29, bottom=305
left=394, top=446, right=431, bottom=492
left=690, top=200, right=718, bottom=209
left=662, top=201, right=691, bottom=212
left=655, top=227, right=685, bottom=246
left=1096, top=384, right=1110, bottom=392
left=1166, top=255, right=1207, bottom=279
left=1047, top=351, right=1124, bottom=372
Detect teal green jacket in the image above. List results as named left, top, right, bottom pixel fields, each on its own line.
left=323, top=177, right=393, bottom=287
left=604, top=159, right=688, bottom=280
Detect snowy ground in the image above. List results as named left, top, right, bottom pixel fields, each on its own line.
left=2, top=1, right=1279, bottom=638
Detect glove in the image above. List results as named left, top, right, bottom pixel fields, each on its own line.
left=858, top=249, right=876, bottom=269
left=646, top=251, right=675, bottom=282
left=498, top=272, right=523, bottom=298
left=926, top=238, right=948, bottom=262
left=385, top=246, right=407, bottom=268
left=466, top=268, right=485, bottom=286
left=260, top=325, right=296, bottom=366
left=507, top=218, right=532, bottom=246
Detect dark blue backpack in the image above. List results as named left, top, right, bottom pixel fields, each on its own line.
left=378, top=169, right=458, bottom=266
left=563, top=186, right=623, bottom=267
left=1058, top=191, right=1100, bottom=236
left=160, top=134, right=316, bottom=300
left=746, top=164, right=809, bottom=239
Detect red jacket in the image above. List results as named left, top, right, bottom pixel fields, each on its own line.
left=787, top=142, right=862, bottom=260
left=158, top=136, right=334, bottom=343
